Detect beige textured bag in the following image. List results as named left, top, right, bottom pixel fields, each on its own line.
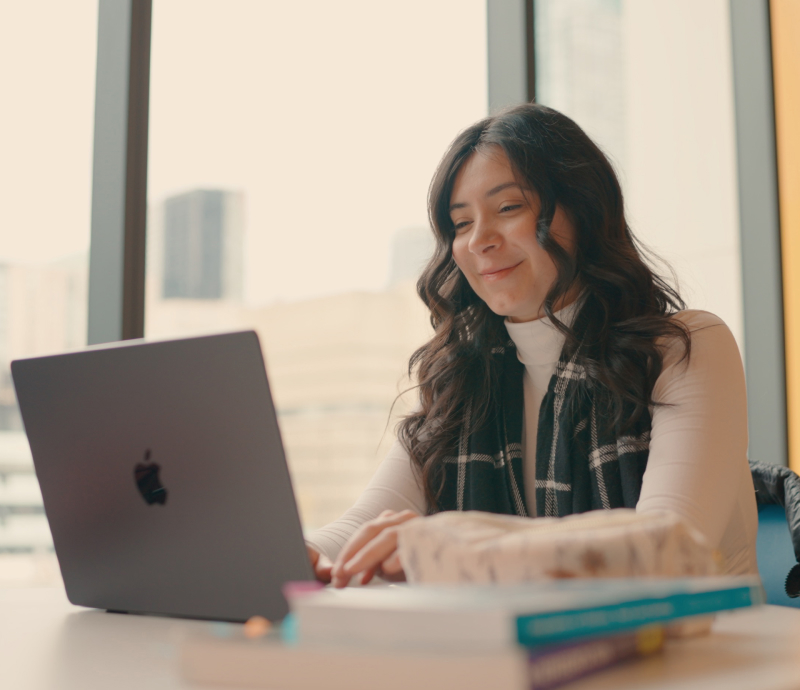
left=397, top=509, right=719, bottom=585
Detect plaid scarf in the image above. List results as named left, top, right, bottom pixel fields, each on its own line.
left=434, top=321, right=651, bottom=517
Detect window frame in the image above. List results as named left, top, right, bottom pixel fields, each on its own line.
left=87, top=0, right=150, bottom=345
left=87, top=0, right=788, bottom=466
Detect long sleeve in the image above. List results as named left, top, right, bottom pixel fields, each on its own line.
left=304, top=438, right=427, bottom=562
left=307, top=310, right=758, bottom=574
left=637, top=310, right=758, bottom=574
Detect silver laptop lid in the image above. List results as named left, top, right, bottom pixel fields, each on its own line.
left=11, top=330, right=313, bottom=621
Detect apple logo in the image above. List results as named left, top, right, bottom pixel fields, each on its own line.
left=134, top=448, right=168, bottom=505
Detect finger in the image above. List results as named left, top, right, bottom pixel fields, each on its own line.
left=342, top=527, right=399, bottom=577
left=331, top=510, right=421, bottom=583
left=331, top=514, right=397, bottom=574
left=315, top=555, right=333, bottom=584
left=306, top=545, right=320, bottom=567
left=331, top=511, right=410, bottom=578
left=332, top=529, right=398, bottom=588
left=360, top=566, right=377, bottom=586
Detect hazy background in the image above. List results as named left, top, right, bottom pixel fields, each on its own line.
left=0, top=0, right=744, bottom=585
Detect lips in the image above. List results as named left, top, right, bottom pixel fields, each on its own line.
left=480, top=261, right=522, bottom=282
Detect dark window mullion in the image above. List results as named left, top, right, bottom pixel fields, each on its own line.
left=88, top=0, right=152, bottom=345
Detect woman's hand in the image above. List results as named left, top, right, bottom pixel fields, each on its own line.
left=307, top=545, right=333, bottom=584
left=331, top=509, right=421, bottom=588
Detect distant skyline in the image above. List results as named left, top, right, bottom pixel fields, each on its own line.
left=2, top=1, right=743, bottom=353
left=146, top=0, right=487, bottom=306
left=2, top=1, right=487, bottom=310
left=161, top=189, right=244, bottom=300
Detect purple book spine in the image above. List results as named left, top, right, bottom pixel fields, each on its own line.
left=526, top=627, right=664, bottom=690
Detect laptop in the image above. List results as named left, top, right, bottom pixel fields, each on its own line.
left=11, top=331, right=314, bottom=622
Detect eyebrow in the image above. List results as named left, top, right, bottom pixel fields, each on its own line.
left=449, top=182, right=521, bottom=212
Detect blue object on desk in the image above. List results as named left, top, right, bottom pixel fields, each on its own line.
left=756, top=504, right=800, bottom=608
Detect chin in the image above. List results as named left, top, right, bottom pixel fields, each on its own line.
left=481, top=299, right=512, bottom=318
left=482, top=296, right=536, bottom=322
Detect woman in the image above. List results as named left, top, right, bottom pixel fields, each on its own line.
left=305, top=103, right=758, bottom=586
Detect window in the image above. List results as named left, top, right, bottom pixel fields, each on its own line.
left=0, top=2, right=97, bottom=585
left=535, top=0, right=744, bottom=350
left=145, top=0, right=488, bottom=529
left=2, top=0, right=765, bottom=589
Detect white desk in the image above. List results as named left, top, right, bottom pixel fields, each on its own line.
left=3, top=587, right=800, bottom=690
left=1, top=588, right=223, bottom=690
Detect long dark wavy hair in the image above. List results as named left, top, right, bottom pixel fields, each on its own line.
left=398, top=103, right=691, bottom=511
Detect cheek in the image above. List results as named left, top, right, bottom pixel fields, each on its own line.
left=451, top=237, right=468, bottom=271
left=526, top=241, right=558, bottom=280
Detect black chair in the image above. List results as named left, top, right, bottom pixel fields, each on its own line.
left=750, top=459, right=800, bottom=606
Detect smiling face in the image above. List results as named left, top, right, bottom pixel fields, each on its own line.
left=449, top=147, right=576, bottom=323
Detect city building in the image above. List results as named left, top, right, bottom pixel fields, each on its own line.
left=0, top=255, right=88, bottom=431
left=160, top=189, right=244, bottom=301
left=0, top=253, right=88, bottom=556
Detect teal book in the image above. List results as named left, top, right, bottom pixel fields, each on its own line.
left=289, top=576, right=764, bottom=650
left=516, top=582, right=762, bottom=646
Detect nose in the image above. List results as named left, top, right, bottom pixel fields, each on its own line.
left=468, top=215, right=501, bottom=254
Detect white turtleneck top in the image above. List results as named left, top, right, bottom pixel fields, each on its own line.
left=305, top=307, right=758, bottom=576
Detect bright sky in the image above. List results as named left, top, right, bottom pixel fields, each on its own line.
left=0, top=1, right=740, bottom=345
left=0, top=1, right=487, bottom=306
left=148, top=0, right=487, bottom=305
left=0, top=3, right=97, bottom=264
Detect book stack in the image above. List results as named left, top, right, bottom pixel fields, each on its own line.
left=179, top=576, right=764, bottom=690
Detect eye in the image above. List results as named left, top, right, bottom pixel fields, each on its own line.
left=500, top=203, right=523, bottom=213
left=453, top=220, right=471, bottom=233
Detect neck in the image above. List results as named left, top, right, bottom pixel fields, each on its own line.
left=507, top=286, right=582, bottom=324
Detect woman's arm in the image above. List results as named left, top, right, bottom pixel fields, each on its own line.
left=304, top=438, right=426, bottom=563
left=637, top=310, right=754, bottom=559
left=323, top=311, right=755, bottom=585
